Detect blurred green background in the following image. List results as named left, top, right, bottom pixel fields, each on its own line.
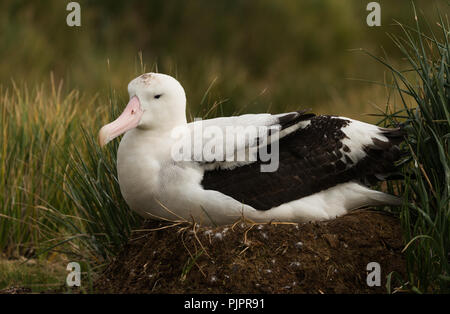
left=0, top=0, right=446, bottom=117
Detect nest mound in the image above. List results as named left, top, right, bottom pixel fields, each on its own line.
left=95, top=210, right=405, bottom=293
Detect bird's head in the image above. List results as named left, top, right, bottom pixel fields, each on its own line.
left=98, top=72, right=187, bottom=147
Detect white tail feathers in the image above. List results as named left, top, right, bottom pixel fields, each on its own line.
left=365, top=190, right=402, bottom=206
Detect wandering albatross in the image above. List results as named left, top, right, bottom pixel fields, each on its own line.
left=98, top=73, right=404, bottom=226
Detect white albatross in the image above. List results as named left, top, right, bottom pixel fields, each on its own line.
left=98, top=73, right=404, bottom=226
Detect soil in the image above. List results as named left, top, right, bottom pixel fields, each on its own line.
left=95, top=209, right=406, bottom=294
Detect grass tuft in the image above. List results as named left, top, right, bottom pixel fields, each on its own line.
left=375, top=6, right=449, bottom=293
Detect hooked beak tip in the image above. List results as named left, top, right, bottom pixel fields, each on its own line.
left=98, top=127, right=109, bottom=147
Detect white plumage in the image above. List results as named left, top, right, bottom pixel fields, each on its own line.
left=98, top=73, right=402, bottom=226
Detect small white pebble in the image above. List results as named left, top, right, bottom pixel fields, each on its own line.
left=214, top=232, right=223, bottom=240
left=210, top=276, right=217, bottom=282
left=204, top=230, right=213, bottom=236
left=264, top=269, right=272, bottom=274
left=257, top=224, right=264, bottom=230
left=295, top=241, right=303, bottom=249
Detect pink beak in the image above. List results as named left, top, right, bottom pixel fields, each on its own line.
left=98, top=96, right=144, bottom=147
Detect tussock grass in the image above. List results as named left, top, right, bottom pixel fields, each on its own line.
left=50, top=119, right=142, bottom=262
left=0, top=79, right=81, bottom=256
left=375, top=7, right=449, bottom=293
left=0, top=79, right=141, bottom=265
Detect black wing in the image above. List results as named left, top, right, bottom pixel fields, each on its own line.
left=201, top=115, right=403, bottom=211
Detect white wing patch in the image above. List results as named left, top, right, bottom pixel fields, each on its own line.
left=336, top=117, right=389, bottom=165
left=176, top=112, right=312, bottom=171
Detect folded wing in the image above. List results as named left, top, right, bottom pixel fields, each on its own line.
left=199, top=114, right=403, bottom=211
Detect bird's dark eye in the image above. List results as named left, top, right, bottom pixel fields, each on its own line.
left=154, top=94, right=162, bottom=99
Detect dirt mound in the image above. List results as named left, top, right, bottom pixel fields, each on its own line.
left=95, top=210, right=406, bottom=293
